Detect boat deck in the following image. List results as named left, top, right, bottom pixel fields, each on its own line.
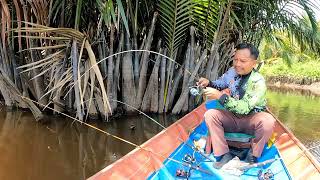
left=148, top=121, right=291, bottom=179
left=89, top=100, right=320, bottom=179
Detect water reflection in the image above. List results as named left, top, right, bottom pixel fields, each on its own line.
left=0, top=108, right=178, bottom=180
left=267, top=88, right=320, bottom=162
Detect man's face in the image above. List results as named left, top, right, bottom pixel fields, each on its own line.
left=233, top=48, right=257, bottom=75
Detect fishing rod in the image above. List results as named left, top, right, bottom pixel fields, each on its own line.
left=113, top=98, right=215, bottom=163
left=177, top=136, right=215, bottom=162
left=62, top=49, right=201, bottom=99
left=19, top=95, right=213, bottom=176
left=238, top=158, right=279, bottom=171
left=107, top=99, right=216, bottom=176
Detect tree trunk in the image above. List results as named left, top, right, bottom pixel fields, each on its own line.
left=29, top=39, right=48, bottom=106
left=71, top=39, right=84, bottom=121
left=112, top=32, right=124, bottom=110
left=84, top=87, right=98, bottom=120
left=53, top=65, right=65, bottom=114
left=136, top=12, right=158, bottom=108
left=0, top=73, right=43, bottom=120
left=182, top=44, right=191, bottom=113
left=164, top=52, right=176, bottom=112
left=122, top=32, right=136, bottom=112
left=94, top=91, right=108, bottom=121
left=141, top=47, right=162, bottom=112
left=158, top=49, right=167, bottom=113
left=0, top=76, right=13, bottom=106
left=206, top=44, right=217, bottom=79
left=189, top=27, right=196, bottom=111
left=172, top=50, right=207, bottom=114
left=107, top=25, right=115, bottom=112
left=168, top=64, right=184, bottom=110
left=210, top=52, right=220, bottom=80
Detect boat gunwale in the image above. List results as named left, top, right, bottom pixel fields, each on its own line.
left=89, top=102, right=320, bottom=179
left=272, top=111, right=320, bottom=172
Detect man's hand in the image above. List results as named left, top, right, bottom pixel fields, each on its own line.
left=203, top=87, right=223, bottom=100
left=197, top=77, right=210, bottom=87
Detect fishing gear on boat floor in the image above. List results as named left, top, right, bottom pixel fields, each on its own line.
left=176, top=151, right=214, bottom=178
left=176, top=138, right=217, bottom=178
left=182, top=138, right=215, bottom=162
left=175, top=163, right=213, bottom=178
left=238, top=158, right=278, bottom=170
left=176, top=169, right=191, bottom=178
left=178, top=153, right=195, bottom=178
left=183, top=153, right=196, bottom=164
left=177, top=153, right=199, bottom=178
left=258, top=169, right=274, bottom=180
left=180, top=161, right=213, bottom=175
left=220, top=156, right=279, bottom=177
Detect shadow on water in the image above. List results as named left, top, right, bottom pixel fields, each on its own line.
left=0, top=107, right=179, bottom=180
left=267, top=88, right=320, bottom=162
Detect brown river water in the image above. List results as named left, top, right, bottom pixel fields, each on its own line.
left=0, top=89, right=319, bottom=180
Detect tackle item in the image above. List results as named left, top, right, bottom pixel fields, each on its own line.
left=183, top=154, right=196, bottom=164
left=193, top=137, right=206, bottom=150
left=239, top=158, right=278, bottom=171
left=176, top=169, right=190, bottom=178
left=258, top=169, right=274, bottom=180
left=189, top=86, right=205, bottom=96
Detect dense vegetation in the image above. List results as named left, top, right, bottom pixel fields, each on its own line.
left=0, top=0, right=318, bottom=121
left=260, top=19, right=320, bottom=84
left=261, top=60, right=320, bottom=84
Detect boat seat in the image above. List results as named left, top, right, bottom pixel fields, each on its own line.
left=204, top=100, right=256, bottom=152
left=225, top=132, right=254, bottom=149
left=205, top=132, right=254, bottom=154
left=224, top=132, right=254, bottom=143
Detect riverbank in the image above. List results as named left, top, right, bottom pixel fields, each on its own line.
left=261, top=60, right=320, bottom=96
left=267, top=81, right=320, bottom=96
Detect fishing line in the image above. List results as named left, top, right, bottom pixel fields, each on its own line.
left=62, top=49, right=200, bottom=99
left=19, top=95, right=213, bottom=175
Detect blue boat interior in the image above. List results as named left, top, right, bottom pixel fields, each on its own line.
left=148, top=100, right=291, bottom=180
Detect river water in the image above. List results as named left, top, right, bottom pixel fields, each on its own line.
left=0, top=89, right=319, bottom=180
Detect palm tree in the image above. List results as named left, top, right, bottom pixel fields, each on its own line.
left=0, top=0, right=318, bottom=121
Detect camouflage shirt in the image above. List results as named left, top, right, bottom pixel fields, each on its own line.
left=209, top=67, right=267, bottom=115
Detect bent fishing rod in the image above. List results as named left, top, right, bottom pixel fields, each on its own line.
left=19, top=95, right=213, bottom=176
left=62, top=49, right=203, bottom=99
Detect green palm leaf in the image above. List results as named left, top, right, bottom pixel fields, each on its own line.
left=159, top=0, right=192, bottom=57
left=96, top=0, right=130, bottom=36
left=192, top=0, right=221, bottom=46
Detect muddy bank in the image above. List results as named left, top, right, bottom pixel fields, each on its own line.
left=266, top=76, right=320, bottom=96
left=266, top=76, right=320, bottom=85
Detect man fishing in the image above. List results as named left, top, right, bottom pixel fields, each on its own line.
left=197, top=43, right=276, bottom=169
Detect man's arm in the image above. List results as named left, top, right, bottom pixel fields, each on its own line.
left=218, top=78, right=266, bottom=115
left=208, top=68, right=235, bottom=90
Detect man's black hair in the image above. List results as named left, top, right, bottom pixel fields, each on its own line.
left=235, top=43, right=259, bottom=60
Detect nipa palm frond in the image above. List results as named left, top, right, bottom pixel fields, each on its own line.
left=159, top=0, right=192, bottom=57
left=96, top=0, right=130, bottom=36
left=192, top=0, right=221, bottom=46
left=14, top=22, right=111, bottom=120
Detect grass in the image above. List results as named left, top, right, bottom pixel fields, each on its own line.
left=260, top=60, right=320, bottom=80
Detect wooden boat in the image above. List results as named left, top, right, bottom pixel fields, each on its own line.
left=89, top=100, right=320, bottom=179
